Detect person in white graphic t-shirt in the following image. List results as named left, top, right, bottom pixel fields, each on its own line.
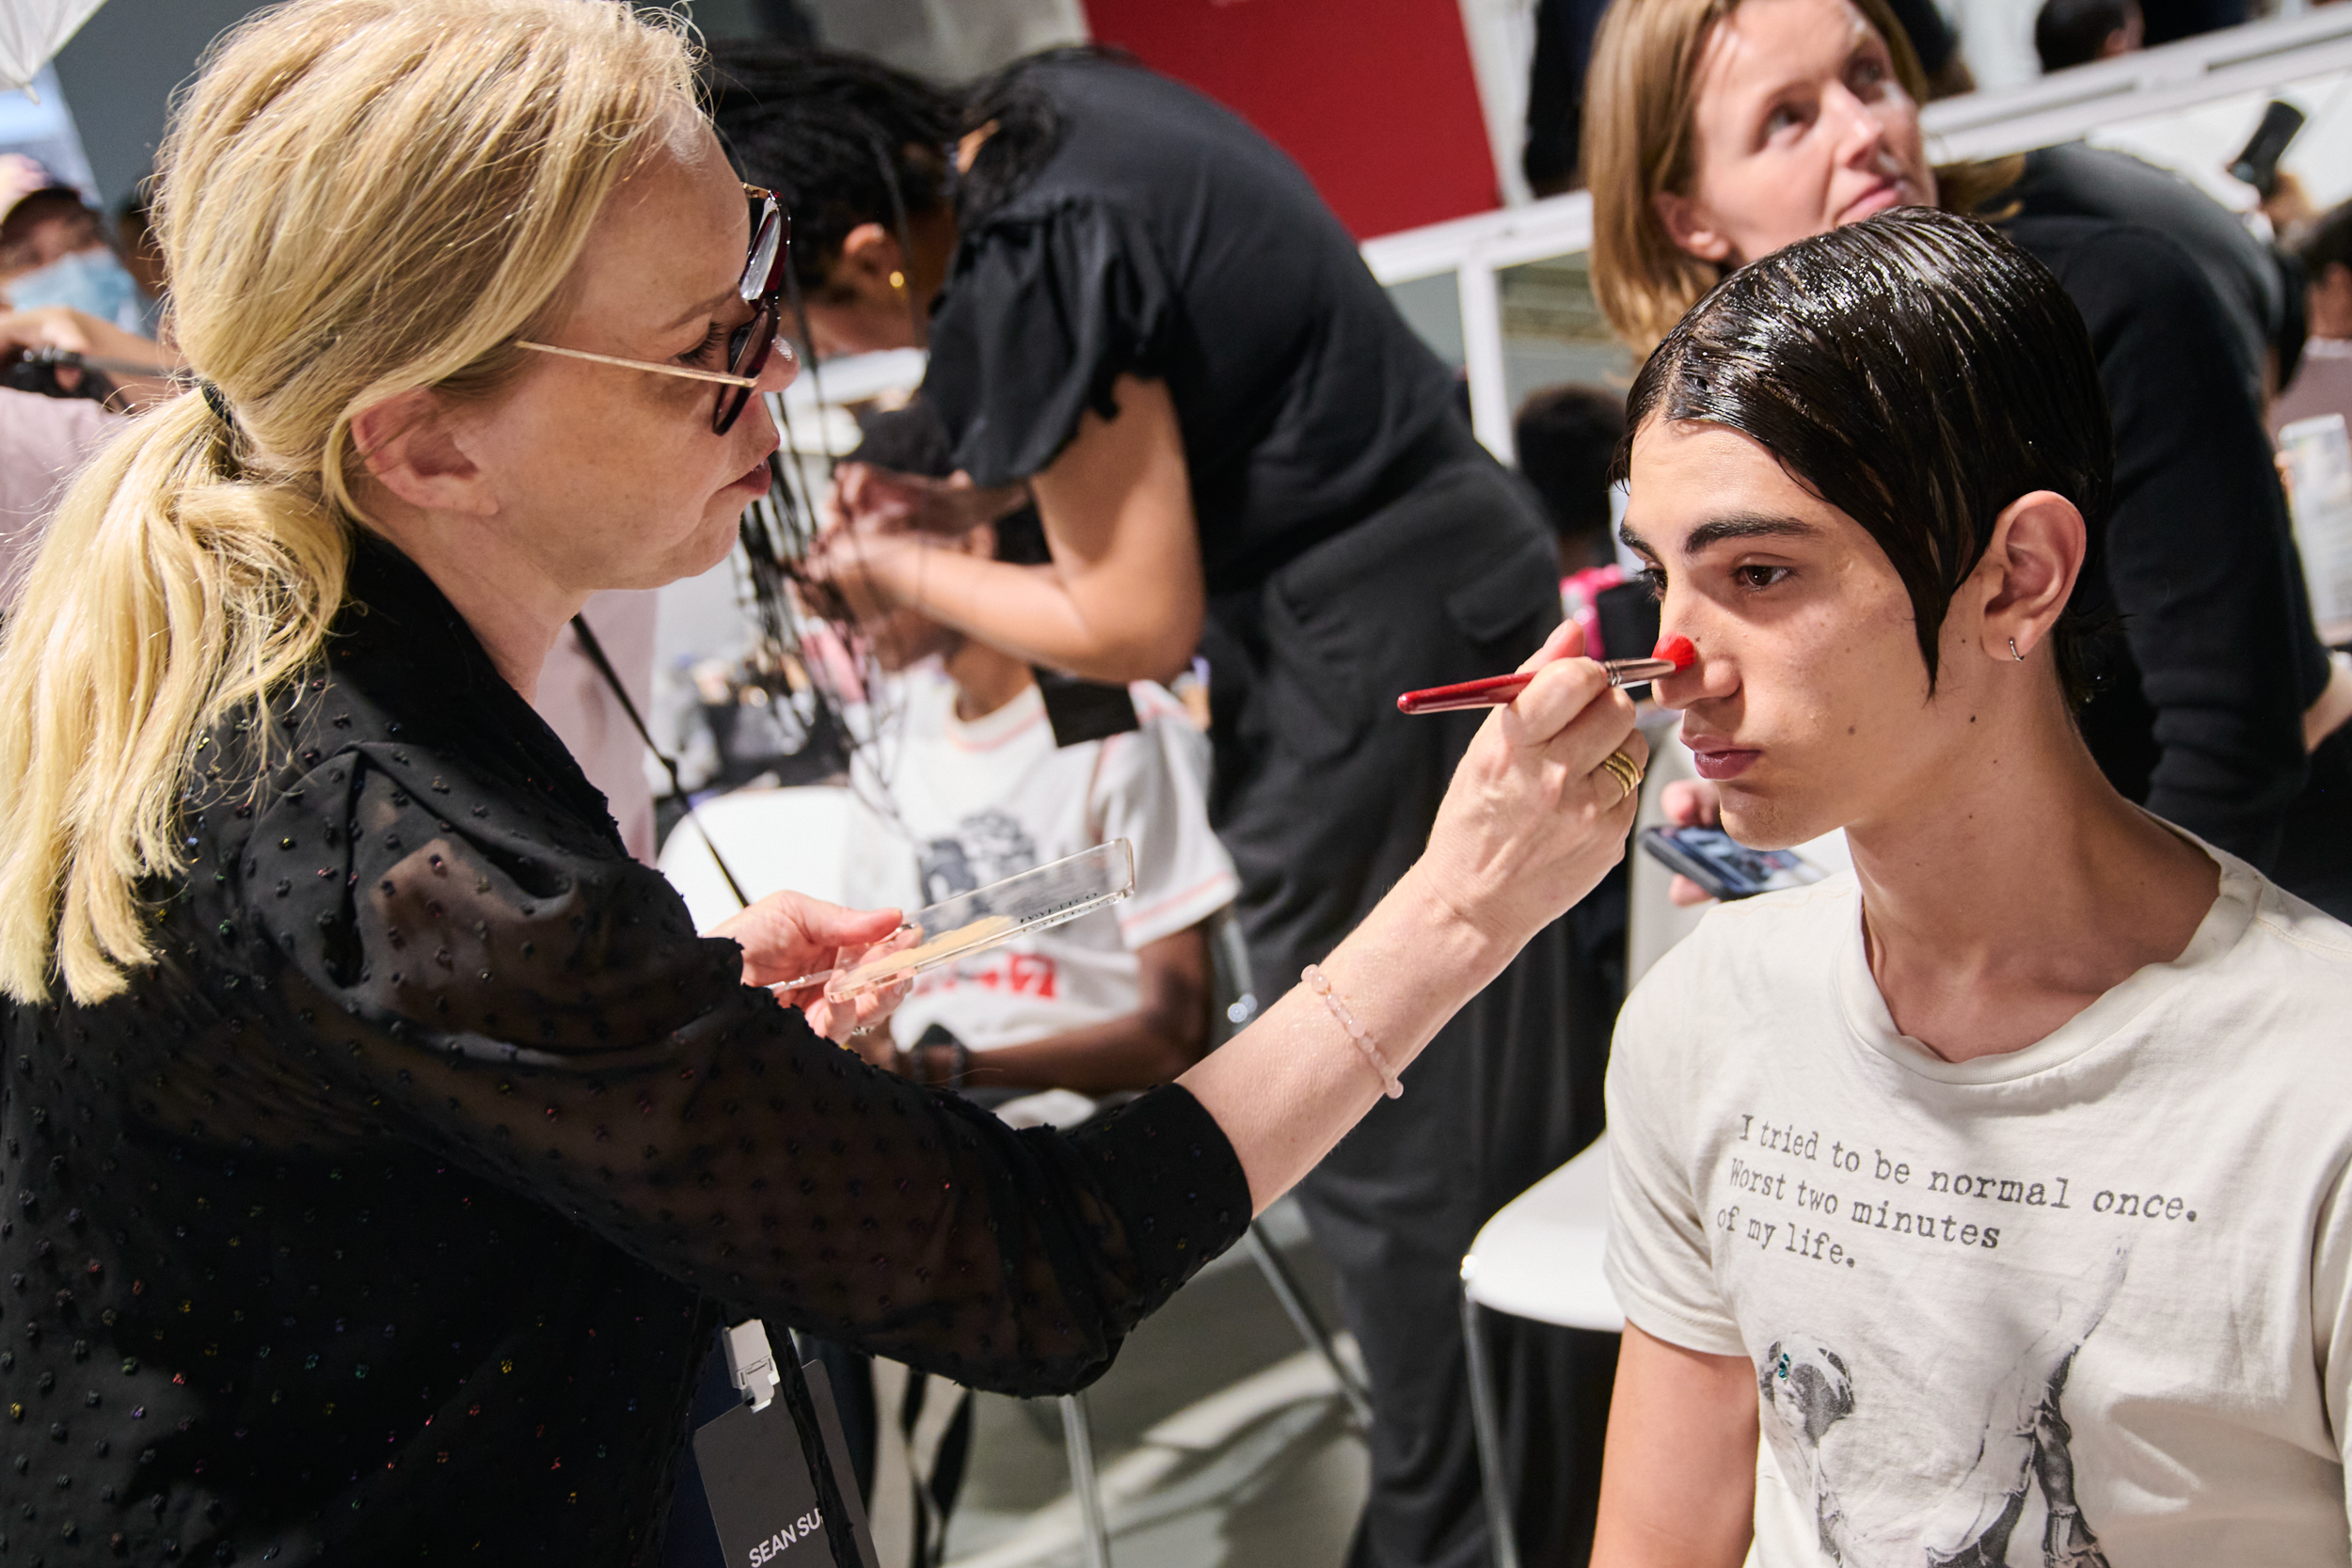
left=1593, top=208, right=2352, bottom=1567
left=804, top=413, right=1242, bottom=1558
left=826, top=404, right=1239, bottom=1106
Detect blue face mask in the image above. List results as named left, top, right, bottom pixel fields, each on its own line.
left=6, top=247, right=149, bottom=336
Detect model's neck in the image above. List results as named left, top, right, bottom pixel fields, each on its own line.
left=359, top=511, right=580, bottom=705
left=946, top=639, right=1036, bottom=721
left=1842, top=694, right=2219, bottom=1063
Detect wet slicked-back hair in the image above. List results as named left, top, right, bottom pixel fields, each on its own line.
left=1620, top=207, right=2113, bottom=704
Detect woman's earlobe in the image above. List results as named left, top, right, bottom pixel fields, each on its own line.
left=1652, top=192, right=1734, bottom=263
left=837, top=222, right=905, bottom=296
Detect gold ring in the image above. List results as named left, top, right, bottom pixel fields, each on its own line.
left=1598, top=748, right=1644, bottom=803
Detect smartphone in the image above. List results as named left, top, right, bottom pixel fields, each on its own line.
left=2229, top=100, right=2305, bottom=198
left=1639, top=824, right=1826, bottom=900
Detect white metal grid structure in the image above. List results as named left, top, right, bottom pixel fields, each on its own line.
left=1360, top=194, right=1596, bottom=464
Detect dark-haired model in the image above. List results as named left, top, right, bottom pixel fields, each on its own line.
left=1595, top=209, right=2352, bottom=1565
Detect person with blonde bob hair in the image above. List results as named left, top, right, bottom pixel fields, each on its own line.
left=0, top=0, right=1649, bottom=1559
left=1581, top=0, right=2352, bottom=911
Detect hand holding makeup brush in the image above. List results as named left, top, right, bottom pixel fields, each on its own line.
left=1406, top=619, right=1650, bottom=945
left=1397, top=633, right=1695, bottom=715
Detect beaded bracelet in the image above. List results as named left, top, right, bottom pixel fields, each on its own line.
left=1302, top=964, right=1403, bottom=1100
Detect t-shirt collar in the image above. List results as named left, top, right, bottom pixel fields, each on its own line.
left=1832, top=832, right=2257, bottom=1085
left=943, top=681, right=1048, bottom=752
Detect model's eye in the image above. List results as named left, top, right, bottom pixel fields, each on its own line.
left=1850, top=55, right=1888, bottom=93
left=1633, top=565, right=1666, bottom=601
left=1764, top=102, right=1807, bottom=137
left=1734, top=564, right=1789, bottom=591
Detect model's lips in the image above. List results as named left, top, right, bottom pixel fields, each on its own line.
left=1837, top=177, right=1909, bottom=226
left=724, top=458, right=771, bottom=495
left=1688, top=742, right=1761, bottom=781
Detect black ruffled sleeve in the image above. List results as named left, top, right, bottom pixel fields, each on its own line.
left=922, top=196, right=1176, bottom=486
left=236, top=737, right=1248, bottom=1398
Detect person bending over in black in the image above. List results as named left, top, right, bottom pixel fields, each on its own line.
left=708, top=42, right=1628, bottom=1568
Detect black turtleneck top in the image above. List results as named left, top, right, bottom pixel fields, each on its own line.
left=0, top=537, right=1248, bottom=1566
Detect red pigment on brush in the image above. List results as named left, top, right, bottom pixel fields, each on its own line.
left=1653, top=634, right=1696, bottom=672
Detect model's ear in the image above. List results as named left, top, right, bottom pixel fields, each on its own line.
left=1653, top=190, right=1738, bottom=264
left=351, top=388, right=497, bottom=517
left=831, top=221, right=908, bottom=302
left=1971, top=490, right=2086, bottom=666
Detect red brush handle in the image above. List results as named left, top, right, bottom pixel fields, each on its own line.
left=1396, top=672, right=1534, bottom=714
left=1395, top=639, right=1692, bottom=716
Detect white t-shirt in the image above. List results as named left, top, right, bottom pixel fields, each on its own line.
left=1605, top=850, right=2352, bottom=1565
left=842, top=672, right=1238, bottom=1053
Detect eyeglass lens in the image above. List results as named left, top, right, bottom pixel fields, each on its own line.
left=715, top=199, right=790, bottom=436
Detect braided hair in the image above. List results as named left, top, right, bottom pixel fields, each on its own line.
left=703, top=42, right=1083, bottom=291
left=703, top=43, right=958, bottom=293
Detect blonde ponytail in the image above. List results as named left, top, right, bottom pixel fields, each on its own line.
left=0, top=0, right=698, bottom=1003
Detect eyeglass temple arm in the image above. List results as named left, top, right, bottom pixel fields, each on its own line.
left=514, top=340, right=760, bottom=388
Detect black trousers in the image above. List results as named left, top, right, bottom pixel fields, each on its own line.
left=1202, top=420, right=1621, bottom=1568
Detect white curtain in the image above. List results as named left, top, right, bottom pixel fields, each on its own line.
left=0, top=0, right=108, bottom=95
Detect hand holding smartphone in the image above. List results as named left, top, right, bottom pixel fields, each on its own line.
left=1638, top=824, right=1826, bottom=901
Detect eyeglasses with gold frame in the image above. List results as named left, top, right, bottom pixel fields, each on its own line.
left=516, top=184, right=791, bottom=435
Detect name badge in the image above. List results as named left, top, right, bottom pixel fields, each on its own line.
left=694, top=1324, right=880, bottom=1568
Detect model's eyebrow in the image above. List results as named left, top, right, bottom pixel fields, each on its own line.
left=1682, top=513, right=1822, bottom=554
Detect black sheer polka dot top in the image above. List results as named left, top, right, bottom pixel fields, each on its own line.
left=0, top=535, right=1248, bottom=1566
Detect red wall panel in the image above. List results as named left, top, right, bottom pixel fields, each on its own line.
left=1078, top=0, right=1500, bottom=239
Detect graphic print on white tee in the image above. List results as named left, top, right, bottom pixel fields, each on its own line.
left=916, top=808, right=1038, bottom=905
left=1755, top=1236, right=2125, bottom=1568
left=1602, top=856, right=2352, bottom=1568
left=841, top=673, right=1239, bottom=1053
left=1717, top=1103, right=2183, bottom=1567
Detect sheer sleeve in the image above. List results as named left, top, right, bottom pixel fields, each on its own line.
left=923, top=196, right=1177, bottom=486
left=236, top=739, right=1248, bottom=1397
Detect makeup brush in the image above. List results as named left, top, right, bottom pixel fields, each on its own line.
left=1396, top=635, right=1695, bottom=715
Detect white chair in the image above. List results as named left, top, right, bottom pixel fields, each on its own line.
left=656, top=782, right=866, bottom=926
left=1460, top=1132, right=1621, bottom=1568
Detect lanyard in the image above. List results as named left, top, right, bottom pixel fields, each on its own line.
left=694, top=1320, right=880, bottom=1568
